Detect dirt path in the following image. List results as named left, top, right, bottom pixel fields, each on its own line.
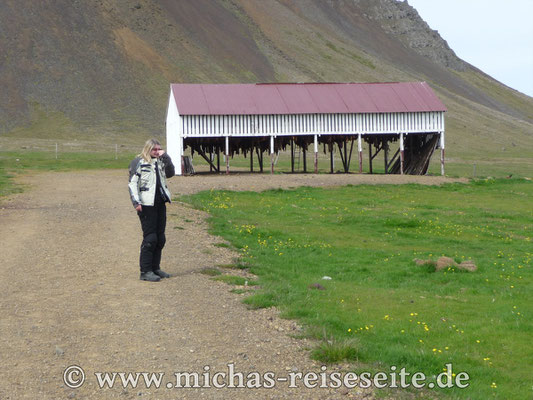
left=0, top=170, right=463, bottom=399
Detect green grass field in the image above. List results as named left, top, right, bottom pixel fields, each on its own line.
left=1, top=147, right=531, bottom=398
left=184, top=179, right=532, bottom=399
left=0, top=149, right=136, bottom=196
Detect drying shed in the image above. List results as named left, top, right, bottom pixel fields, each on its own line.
left=166, top=82, right=447, bottom=175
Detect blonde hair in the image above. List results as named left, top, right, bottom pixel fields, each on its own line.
left=139, top=138, right=161, bottom=162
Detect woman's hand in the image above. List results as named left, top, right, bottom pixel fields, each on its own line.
left=135, top=204, right=142, bottom=212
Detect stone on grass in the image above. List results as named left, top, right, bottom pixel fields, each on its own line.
left=458, top=260, right=477, bottom=272
left=415, top=256, right=477, bottom=272
left=436, top=256, right=456, bottom=271
left=308, top=283, right=326, bottom=290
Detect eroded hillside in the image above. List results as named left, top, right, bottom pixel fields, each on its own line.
left=0, top=0, right=531, bottom=163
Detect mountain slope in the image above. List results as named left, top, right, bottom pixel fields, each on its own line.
left=1, top=0, right=531, bottom=166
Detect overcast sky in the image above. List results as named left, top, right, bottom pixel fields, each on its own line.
left=404, top=0, right=533, bottom=97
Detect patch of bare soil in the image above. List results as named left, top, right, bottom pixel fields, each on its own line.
left=0, top=170, right=462, bottom=399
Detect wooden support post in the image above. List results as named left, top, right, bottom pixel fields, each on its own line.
left=400, top=133, right=405, bottom=175
left=440, top=131, right=445, bottom=175
left=314, top=135, right=318, bottom=173
left=389, top=148, right=400, bottom=171
left=338, top=142, right=345, bottom=172
left=225, top=136, right=229, bottom=175
left=270, top=135, right=275, bottom=175
left=250, top=145, right=254, bottom=172
left=303, top=146, right=307, bottom=173
left=291, top=139, right=294, bottom=173
left=330, top=143, right=334, bottom=174
left=217, top=147, right=220, bottom=172
left=368, top=141, right=373, bottom=174
left=347, top=138, right=354, bottom=173
left=344, top=140, right=348, bottom=172
left=384, top=141, right=389, bottom=174
left=441, top=148, right=445, bottom=175
left=209, top=150, right=213, bottom=172
left=358, top=134, right=363, bottom=174
left=256, top=147, right=263, bottom=173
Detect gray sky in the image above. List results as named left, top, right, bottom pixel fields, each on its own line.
left=404, top=0, right=533, bottom=97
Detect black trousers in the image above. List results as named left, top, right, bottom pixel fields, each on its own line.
left=138, top=201, right=166, bottom=273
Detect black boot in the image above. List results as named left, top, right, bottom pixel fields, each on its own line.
left=153, top=269, right=170, bottom=279
left=140, top=271, right=161, bottom=282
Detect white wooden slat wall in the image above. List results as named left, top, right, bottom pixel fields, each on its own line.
left=181, top=112, right=444, bottom=138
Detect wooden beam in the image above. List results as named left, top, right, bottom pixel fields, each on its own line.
left=440, top=132, right=445, bottom=175
left=291, top=139, right=294, bottom=173
left=303, top=146, right=307, bottom=173
left=338, top=141, right=346, bottom=172
left=347, top=138, right=354, bottom=173
left=370, top=142, right=383, bottom=161
left=250, top=145, right=254, bottom=172
left=330, top=143, right=334, bottom=174
left=225, top=136, right=229, bottom=175
left=400, top=133, right=404, bottom=175
left=368, top=142, right=373, bottom=174
left=384, top=141, right=389, bottom=174
left=270, top=135, right=274, bottom=175
left=358, top=134, right=363, bottom=174
left=193, top=145, right=219, bottom=173
left=388, top=148, right=400, bottom=169
left=255, top=147, right=263, bottom=173
left=314, top=135, right=318, bottom=174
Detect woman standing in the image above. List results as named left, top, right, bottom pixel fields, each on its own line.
left=128, top=139, right=175, bottom=282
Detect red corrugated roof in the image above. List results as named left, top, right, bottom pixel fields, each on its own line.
left=334, top=84, right=379, bottom=113
left=171, top=82, right=446, bottom=115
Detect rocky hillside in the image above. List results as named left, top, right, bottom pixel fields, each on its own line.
left=1, top=0, right=532, bottom=162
